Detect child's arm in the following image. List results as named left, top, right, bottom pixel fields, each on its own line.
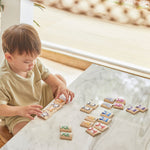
left=44, top=74, right=74, bottom=103
left=0, top=104, right=43, bottom=120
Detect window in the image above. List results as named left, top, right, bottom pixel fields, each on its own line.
left=34, top=0, right=150, bottom=75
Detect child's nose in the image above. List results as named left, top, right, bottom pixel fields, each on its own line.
left=29, top=62, right=34, bottom=67
left=29, top=60, right=36, bottom=67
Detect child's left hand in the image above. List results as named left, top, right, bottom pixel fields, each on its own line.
left=55, top=85, right=74, bottom=103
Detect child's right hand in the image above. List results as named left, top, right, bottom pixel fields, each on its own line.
left=17, top=105, right=43, bottom=120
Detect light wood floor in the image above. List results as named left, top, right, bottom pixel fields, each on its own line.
left=39, top=57, right=83, bottom=85
left=34, top=6, right=150, bottom=70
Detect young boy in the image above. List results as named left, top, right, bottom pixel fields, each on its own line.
left=0, top=24, right=74, bottom=135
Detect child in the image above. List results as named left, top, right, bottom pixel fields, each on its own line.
left=0, top=24, right=74, bottom=135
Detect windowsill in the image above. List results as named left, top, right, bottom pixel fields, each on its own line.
left=41, top=48, right=150, bottom=79
left=34, top=6, right=150, bottom=79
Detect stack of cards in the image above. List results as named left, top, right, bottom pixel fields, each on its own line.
left=80, top=102, right=99, bottom=114
left=80, top=115, right=101, bottom=137
left=113, top=103, right=124, bottom=110
left=86, top=127, right=101, bottom=137
left=100, top=110, right=114, bottom=118
left=80, top=110, right=114, bottom=137
left=101, top=102, right=113, bottom=109
left=101, top=97, right=126, bottom=110
left=115, top=98, right=126, bottom=105
left=104, top=98, right=116, bottom=104
left=80, top=116, right=97, bottom=128
left=85, top=115, right=97, bottom=122
left=126, top=105, right=148, bottom=115
left=97, top=110, right=113, bottom=125
left=113, top=98, right=126, bottom=110
left=126, top=106, right=139, bottom=114
left=60, top=125, right=72, bottom=140
left=80, top=120, right=95, bottom=128
left=101, top=98, right=115, bottom=109
left=135, top=105, right=148, bottom=112
left=39, top=98, right=65, bottom=120
left=97, top=116, right=111, bottom=125
left=94, top=122, right=108, bottom=132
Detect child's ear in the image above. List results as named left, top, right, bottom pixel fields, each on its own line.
left=5, top=52, right=13, bottom=63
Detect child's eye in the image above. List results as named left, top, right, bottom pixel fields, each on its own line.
left=24, top=62, right=30, bottom=64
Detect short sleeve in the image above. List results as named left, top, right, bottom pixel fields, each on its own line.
left=36, top=58, right=51, bottom=80
left=0, top=84, right=9, bottom=105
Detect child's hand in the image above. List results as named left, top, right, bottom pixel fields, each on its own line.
left=55, top=85, right=74, bottom=103
left=17, top=105, right=43, bottom=120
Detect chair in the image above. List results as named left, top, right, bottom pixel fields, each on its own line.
left=0, top=123, right=13, bottom=148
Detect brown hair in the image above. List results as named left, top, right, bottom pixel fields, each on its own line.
left=2, top=24, right=41, bottom=55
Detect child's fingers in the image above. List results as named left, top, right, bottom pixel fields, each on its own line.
left=26, top=106, right=43, bottom=115
left=64, top=92, right=69, bottom=103
left=55, top=89, right=74, bottom=103
left=25, top=114, right=34, bottom=120
left=63, top=90, right=74, bottom=103
left=69, top=91, right=75, bottom=102
left=29, top=109, right=42, bottom=115
left=31, top=105, right=43, bottom=109
left=55, top=93, right=61, bottom=100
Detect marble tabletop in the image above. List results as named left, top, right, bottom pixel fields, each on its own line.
left=1, top=64, right=150, bottom=150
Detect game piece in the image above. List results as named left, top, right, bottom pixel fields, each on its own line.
left=126, top=106, right=139, bottom=114
left=59, top=94, right=66, bottom=101
left=49, top=103, right=63, bottom=112
left=86, top=127, right=101, bottom=137
left=39, top=110, right=51, bottom=120
left=80, top=106, right=93, bottom=114
left=101, top=102, right=112, bottom=109
left=59, top=94, right=71, bottom=102
left=100, top=110, right=113, bottom=118
left=86, top=102, right=99, bottom=109
left=60, top=132, right=72, bottom=140
left=94, top=122, right=108, bottom=132
left=115, top=98, right=126, bottom=105
left=60, top=125, right=72, bottom=132
left=104, top=98, right=115, bottom=104
left=135, top=105, right=148, bottom=112
left=97, top=116, right=111, bottom=125
left=84, top=116, right=97, bottom=123
left=113, top=103, right=124, bottom=110
left=80, top=120, right=94, bottom=128
left=55, top=99, right=65, bottom=106
left=46, top=106, right=55, bottom=113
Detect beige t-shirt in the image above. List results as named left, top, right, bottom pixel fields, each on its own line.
left=0, top=58, right=50, bottom=106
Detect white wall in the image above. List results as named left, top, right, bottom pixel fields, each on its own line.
left=0, top=0, right=33, bottom=64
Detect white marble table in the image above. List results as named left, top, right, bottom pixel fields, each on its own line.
left=1, top=64, right=150, bottom=150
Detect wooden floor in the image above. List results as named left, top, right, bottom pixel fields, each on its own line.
left=0, top=124, right=13, bottom=148
left=0, top=138, right=5, bottom=148
left=34, top=6, right=150, bottom=70
left=39, top=57, right=83, bottom=85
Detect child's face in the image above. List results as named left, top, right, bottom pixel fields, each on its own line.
left=6, top=51, right=39, bottom=73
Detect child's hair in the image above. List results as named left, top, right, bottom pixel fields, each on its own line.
left=2, top=24, right=41, bottom=55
